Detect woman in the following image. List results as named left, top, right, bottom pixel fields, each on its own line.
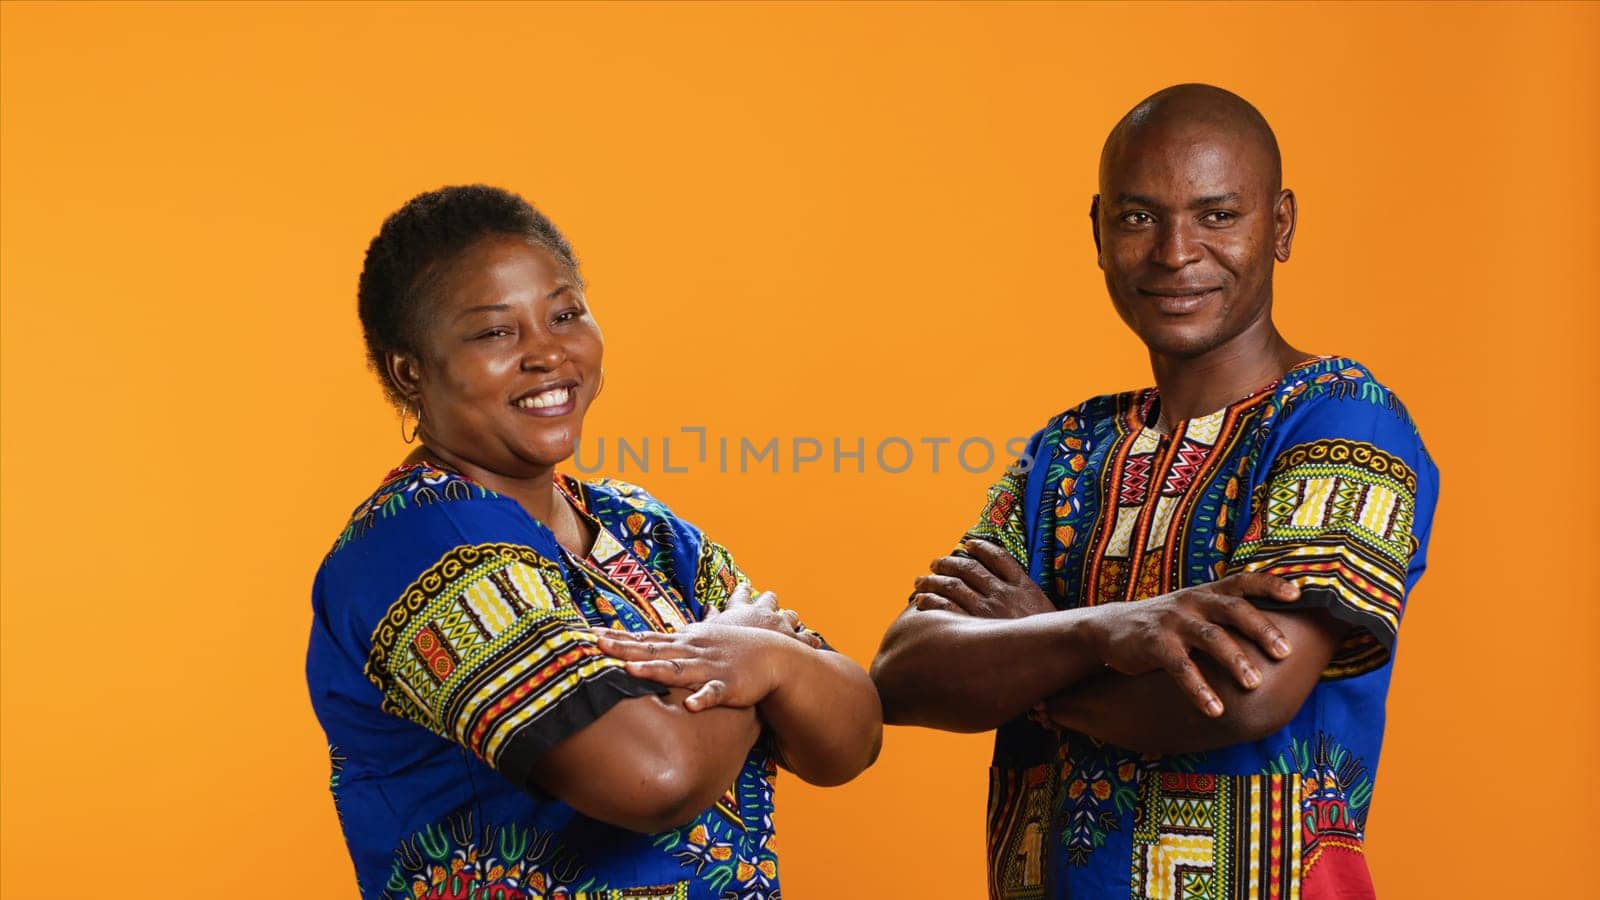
left=307, top=185, right=882, bottom=899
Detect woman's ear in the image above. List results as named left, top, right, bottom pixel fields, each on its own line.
left=385, top=351, right=424, bottom=401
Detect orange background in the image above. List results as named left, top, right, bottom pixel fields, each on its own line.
left=2, top=2, right=1596, bottom=897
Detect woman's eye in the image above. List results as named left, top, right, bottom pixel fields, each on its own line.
left=553, top=309, right=582, bottom=325
left=477, top=327, right=512, bottom=339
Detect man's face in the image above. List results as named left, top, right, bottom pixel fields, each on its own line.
left=1094, top=121, right=1293, bottom=360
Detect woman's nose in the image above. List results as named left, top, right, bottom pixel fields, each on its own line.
left=518, top=328, right=566, bottom=371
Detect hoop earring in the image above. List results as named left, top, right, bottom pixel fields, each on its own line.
left=400, top=399, right=421, bottom=444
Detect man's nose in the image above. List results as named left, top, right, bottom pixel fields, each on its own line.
left=1152, top=221, right=1203, bottom=269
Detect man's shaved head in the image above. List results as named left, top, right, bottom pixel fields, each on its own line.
left=1090, top=84, right=1297, bottom=367
left=1100, top=84, right=1282, bottom=194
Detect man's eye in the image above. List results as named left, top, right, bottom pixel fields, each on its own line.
left=1121, top=212, right=1153, bottom=226
left=1204, top=211, right=1237, bottom=224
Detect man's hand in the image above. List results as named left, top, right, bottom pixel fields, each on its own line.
left=704, top=583, right=822, bottom=649
left=911, top=539, right=1054, bottom=618
left=1077, top=573, right=1301, bottom=718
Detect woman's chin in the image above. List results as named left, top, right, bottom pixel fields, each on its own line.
left=515, top=438, right=580, bottom=472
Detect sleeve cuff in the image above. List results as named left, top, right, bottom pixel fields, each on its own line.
left=497, top=668, right=670, bottom=790
left=1249, top=584, right=1395, bottom=679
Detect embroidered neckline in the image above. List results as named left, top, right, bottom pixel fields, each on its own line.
left=1138, top=355, right=1343, bottom=434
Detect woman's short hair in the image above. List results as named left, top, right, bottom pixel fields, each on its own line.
left=357, top=184, right=581, bottom=406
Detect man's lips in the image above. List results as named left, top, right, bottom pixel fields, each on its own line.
left=1138, top=287, right=1221, bottom=315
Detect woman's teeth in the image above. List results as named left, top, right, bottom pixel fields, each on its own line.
left=516, top=387, right=571, bottom=409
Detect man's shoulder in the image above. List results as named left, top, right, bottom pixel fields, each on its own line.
left=1267, top=356, right=1422, bottom=437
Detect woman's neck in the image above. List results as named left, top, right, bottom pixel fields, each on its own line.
left=404, top=443, right=590, bottom=553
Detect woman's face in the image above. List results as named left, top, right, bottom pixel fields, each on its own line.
left=395, top=234, right=603, bottom=480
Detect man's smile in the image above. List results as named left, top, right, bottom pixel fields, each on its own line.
left=1138, top=286, right=1222, bottom=315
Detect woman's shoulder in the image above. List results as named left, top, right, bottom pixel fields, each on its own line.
left=327, top=462, right=504, bottom=557
left=561, top=474, right=677, bottom=518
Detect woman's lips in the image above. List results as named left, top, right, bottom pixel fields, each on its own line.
left=511, top=385, right=576, bottom=417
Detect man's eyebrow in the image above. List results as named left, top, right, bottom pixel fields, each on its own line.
left=1112, top=192, right=1244, bottom=208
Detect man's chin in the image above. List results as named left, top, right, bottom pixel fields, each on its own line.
left=1135, top=323, right=1226, bottom=360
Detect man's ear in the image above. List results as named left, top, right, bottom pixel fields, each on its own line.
left=1089, top=194, right=1104, bottom=268
left=1273, top=189, right=1297, bottom=263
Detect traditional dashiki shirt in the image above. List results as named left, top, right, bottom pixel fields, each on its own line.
left=970, top=357, right=1438, bottom=900
left=307, top=467, right=785, bottom=900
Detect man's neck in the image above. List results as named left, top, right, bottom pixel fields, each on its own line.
left=1148, top=323, right=1306, bottom=432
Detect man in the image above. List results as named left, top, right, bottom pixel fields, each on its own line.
left=871, top=84, right=1437, bottom=899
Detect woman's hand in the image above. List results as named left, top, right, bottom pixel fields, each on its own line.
left=704, top=583, right=822, bottom=649
left=594, top=623, right=800, bottom=712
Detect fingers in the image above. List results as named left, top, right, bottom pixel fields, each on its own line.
left=962, top=539, right=1028, bottom=585
left=910, top=592, right=960, bottom=613
left=1216, top=598, right=1294, bottom=660
left=620, top=657, right=702, bottom=688
left=593, top=627, right=674, bottom=642
left=1179, top=614, right=1262, bottom=691
left=1217, top=572, right=1300, bottom=603
left=778, top=607, right=802, bottom=630
left=798, top=629, right=824, bottom=649
left=912, top=573, right=987, bottom=613
left=1158, top=646, right=1226, bottom=718
left=593, top=631, right=688, bottom=662
left=752, top=590, right=780, bottom=611
left=684, top=679, right=729, bottom=712
left=930, top=555, right=1001, bottom=595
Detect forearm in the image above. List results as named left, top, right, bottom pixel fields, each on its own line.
left=759, top=647, right=883, bottom=786
left=534, top=689, right=761, bottom=833
left=1048, top=613, right=1337, bottom=754
left=1048, top=658, right=1283, bottom=755
left=870, top=607, right=1104, bottom=733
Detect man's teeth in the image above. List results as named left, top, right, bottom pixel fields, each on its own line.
left=516, top=388, right=571, bottom=409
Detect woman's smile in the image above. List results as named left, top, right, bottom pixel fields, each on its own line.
left=513, top=382, right=578, bottom=415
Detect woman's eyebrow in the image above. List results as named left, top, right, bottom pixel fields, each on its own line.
left=455, top=303, right=511, bottom=320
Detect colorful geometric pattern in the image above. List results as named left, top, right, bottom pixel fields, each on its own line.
left=966, top=356, right=1437, bottom=898
left=311, top=468, right=796, bottom=899
left=653, top=752, right=782, bottom=900
left=692, top=540, right=748, bottom=613
left=364, top=543, right=637, bottom=768
left=334, top=462, right=493, bottom=552
left=1130, top=772, right=1302, bottom=900
left=379, top=809, right=689, bottom=900
left=987, top=764, right=1055, bottom=899
left=1231, top=439, right=1417, bottom=675
left=968, top=466, right=1031, bottom=566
